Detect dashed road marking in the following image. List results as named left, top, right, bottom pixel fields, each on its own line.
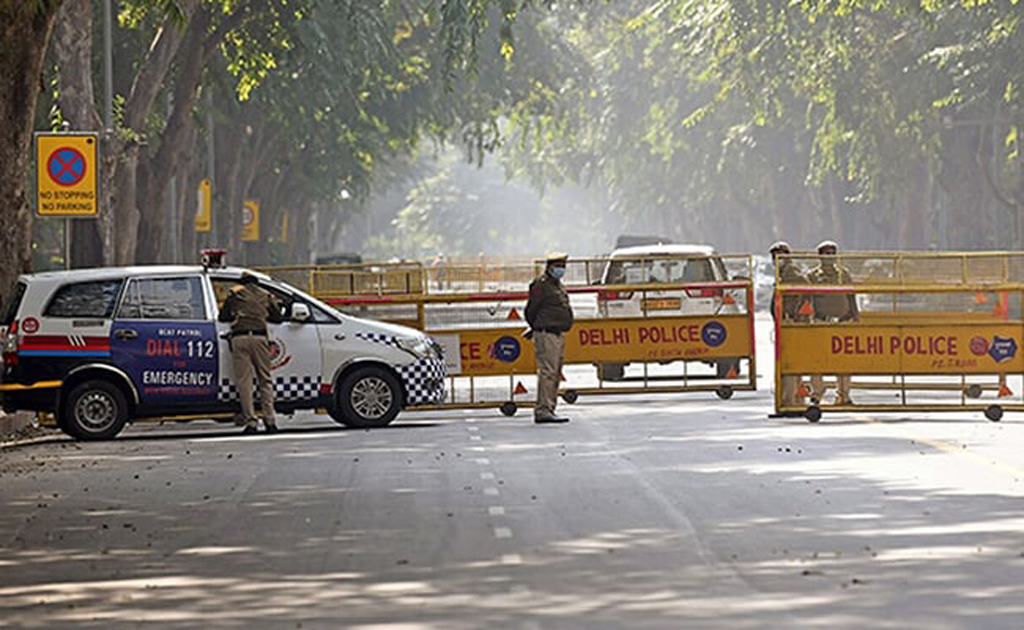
left=484, top=487, right=500, bottom=496
left=501, top=554, right=522, bottom=565
left=480, top=472, right=495, bottom=480
left=494, top=527, right=513, bottom=539
left=488, top=506, right=505, bottom=516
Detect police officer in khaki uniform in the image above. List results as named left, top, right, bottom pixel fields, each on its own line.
left=218, top=272, right=284, bottom=433
left=769, top=241, right=807, bottom=406
left=525, top=253, right=574, bottom=424
left=808, top=240, right=858, bottom=405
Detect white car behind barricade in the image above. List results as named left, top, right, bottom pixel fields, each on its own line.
left=595, top=244, right=744, bottom=380
left=0, top=263, right=446, bottom=440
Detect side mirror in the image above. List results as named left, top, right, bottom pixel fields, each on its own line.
left=291, top=302, right=311, bottom=322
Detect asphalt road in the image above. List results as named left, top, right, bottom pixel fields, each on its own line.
left=1, top=317, right=1023, bottom=629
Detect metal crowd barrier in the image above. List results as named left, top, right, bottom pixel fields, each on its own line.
left=296, top=254, right=757, bottom=415
left=774, top=251, right=1024, bottom=422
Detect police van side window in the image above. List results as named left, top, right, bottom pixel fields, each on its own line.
left=44, top=279, right=124, bottom=318
left=116, top=277, right=206, bottom=320
left=1, top=281, right=27, bottom=325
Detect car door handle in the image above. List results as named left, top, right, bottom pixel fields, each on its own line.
left=114, top=329, right=139, bottom=340
left=334, top=333, right=346, bottom=341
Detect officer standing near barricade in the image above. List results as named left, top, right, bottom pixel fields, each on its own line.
left=808, top=240, right=858, bottom=405
left=219, top=272, right=285, bottom=434
left=769, top=241, right=807, bottom=406
left=525, top=253, right=574, bottom=424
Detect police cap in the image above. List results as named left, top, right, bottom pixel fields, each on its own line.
left=768, top=240, right=791, bottom=254
left=240, top=271, right=260, bottom=285
left=816, top=239, right=839, bottom=253
left=545, top=252, right=569, bottom=265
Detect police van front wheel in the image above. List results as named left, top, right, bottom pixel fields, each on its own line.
left=330, top=366, right=402, bottom=429
left=62, top=380, right=128, bottom=440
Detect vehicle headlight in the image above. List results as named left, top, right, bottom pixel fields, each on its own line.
left=397, top=335, right=433, bottom=359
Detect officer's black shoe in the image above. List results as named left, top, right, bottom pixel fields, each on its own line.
left=265, top=424, right=279, bottom=434
left=534, top=416, right=569, bottom=424
left=242, top=424, right=259, bottom=435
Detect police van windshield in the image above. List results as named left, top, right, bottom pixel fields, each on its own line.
left=605, top=257, right=719, bottom=284
left=211, top=276, right=340, bottom=324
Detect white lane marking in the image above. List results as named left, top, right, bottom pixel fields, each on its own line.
left=480, top=472, right=495, bottom=480
left=494, top=527, right=513, bottom=539
left=501, top=554, right=522, bottom=565
left=484, top=487, right=500, bottom=496
left=467, top=426, right=479, bottom=432
left=470, top=435, right=482, bottom=441
left=475, top=458, right=491, bottom=465
left=488, top=506, right=505, bottom=516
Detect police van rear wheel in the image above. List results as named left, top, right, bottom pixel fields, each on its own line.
left=331, top=366, right=402, bottom=428
left=63, top=380, right=128, bottom=440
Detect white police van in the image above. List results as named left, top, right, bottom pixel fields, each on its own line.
left=0, top=257, right=446, bottom=440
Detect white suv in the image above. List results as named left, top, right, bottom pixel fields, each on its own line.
left=596, top=244, right=743, bottom=379
left=0, top=263, right=446, bottom=439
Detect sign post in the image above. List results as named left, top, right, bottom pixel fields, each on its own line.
left=241, top=200, right=260, bottom=242
left=35, top=132, right=99, bottom=217
left=195, top=178, right=212, bottom=232
left=35, top=132, right=100, bottom=269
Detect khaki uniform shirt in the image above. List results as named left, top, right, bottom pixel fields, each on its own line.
left=525, top=273, right=574, bottom=333
left=773, top=259, right=808, bottom=322
left=218, top=284, right=283, bottom=332
left=808, top=263, right=858, bottom=321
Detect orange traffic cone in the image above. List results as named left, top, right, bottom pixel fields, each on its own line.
left=998, top=380, right=1013, bottom=398
left=974, top=292, right=989, bottom=304
left=726, top=365, right=738, bottom=379
left=514, top=381, right=528, bottom=395
left=507, top=308, right=521, bottom=320
left=993, top=294, right=1009, bottom=319
left=798, top=301, right=814, bottom=319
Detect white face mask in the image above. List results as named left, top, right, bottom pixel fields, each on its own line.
left=549, top=266, right=566, bottom=280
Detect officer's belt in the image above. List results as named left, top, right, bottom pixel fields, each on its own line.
left=230, top=329, right=267, bottom=337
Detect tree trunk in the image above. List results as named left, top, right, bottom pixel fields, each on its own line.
left=52, top=0, right=111, bottom=268
left=109, top=3, right=196, bottom=264
left=136, top=6, right=214, bottom=263
left=0, top=1, right=62, bottom=292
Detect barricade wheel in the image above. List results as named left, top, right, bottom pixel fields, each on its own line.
left=562, top=390, right=579, bottom=404
left=500, top=402, right=518, bottom=417
left=63, top=380, right=129, bottom=440
left=965, top=384, right=983, bottom=399
left=984, top=405, right=1003, bottom=422
left=715, top=385, right=733, bottom=400
left=804, top=405, right=822, bottom=423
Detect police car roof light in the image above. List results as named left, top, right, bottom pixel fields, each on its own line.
left=201, top=249, right=227, bottom=270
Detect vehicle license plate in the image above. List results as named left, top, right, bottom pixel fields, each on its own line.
left=642, top=298, right=682, bottom=310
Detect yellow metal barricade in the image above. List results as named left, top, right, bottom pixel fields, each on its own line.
left=257, top=262, right=426, bottom=298
left=775, top=251, right=1024, bottom=422
left=313, top=254, right=756, bottom=415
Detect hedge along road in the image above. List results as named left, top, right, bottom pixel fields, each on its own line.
left=0, top=315, right=1021, bottom=629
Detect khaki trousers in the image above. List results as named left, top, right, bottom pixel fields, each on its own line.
left=231, top=334, right=276, bottom=427
left=781, top=375, right=802, bottom=406
left=534, top=331, right=565, bottom=419
left=810, top=374, right=852, bottom=404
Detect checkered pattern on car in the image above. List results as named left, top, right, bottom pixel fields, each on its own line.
left=218, top=375, right=321, bottom=403
left=396, top=356, right=447, bottom=406
left=354, top=331, right=402, bottom=349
